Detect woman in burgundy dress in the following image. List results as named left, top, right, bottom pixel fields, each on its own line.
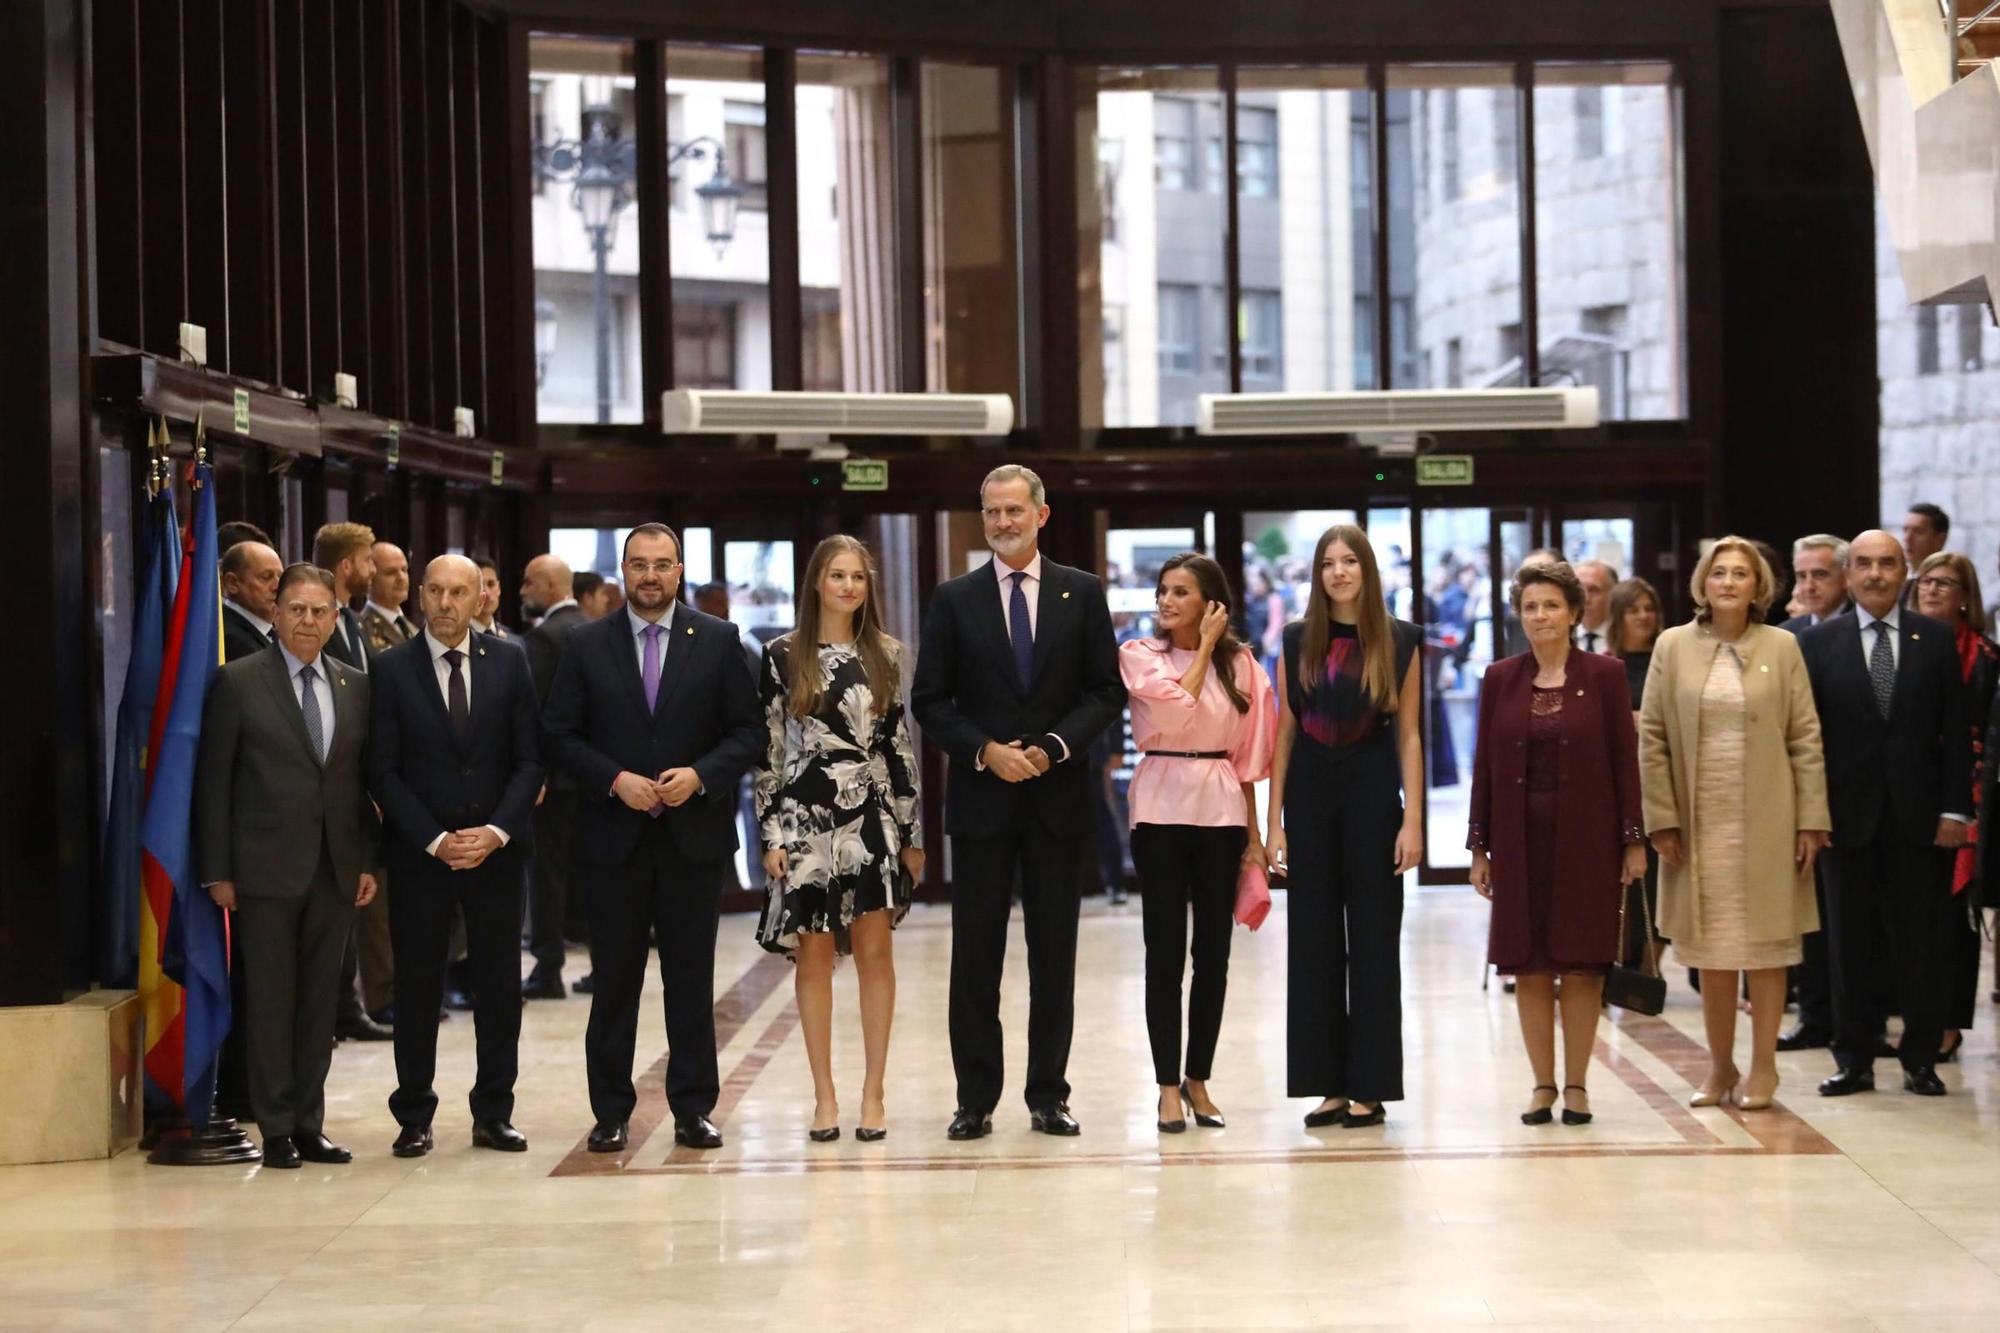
left=1468, top=561, right=1647, bottom=1127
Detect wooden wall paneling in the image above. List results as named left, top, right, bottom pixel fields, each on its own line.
left=137, top=0, right=188, bottom=359
left=454, top=6, right=490, bottom=434
left=489, top=19, right=537, bottom=445
left=335, top=0, right=375, bottom=408
left=400, top=0, right=436, bottom=425
left=182, top=1, right=231, bottom=368
left=272, top=0, right=312, bottom=392
left=92, top=0, right=144, bottom=348
left=766, top=47, right=803, bottom=390
left=634, top=40, right=672, bottom=417
left=367, top=0, right=410, bottom=420
left=302, top=0, right=343, bottom=398
left=222, top=0, right=277, bottom=383
left=1030, top=54, right=1079, bottom=442
left=428, top=0, right=464, bottom=427
left=1012, top=58, right=1043, bottom=426
left=890, top=55, right=924, bottom=392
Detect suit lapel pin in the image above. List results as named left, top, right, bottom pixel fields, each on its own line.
left=686, top=626, right=694, bottom=635
left=1575, top=688, right=1584, bottom=697
left=1910, top=631, right=1920, bottom=640
left=477, top=647, right=486, bottom=657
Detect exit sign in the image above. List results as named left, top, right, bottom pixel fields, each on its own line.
left=842, top=459, right=888, bottom=492
left=1416, top=454, right=1474, bottom=486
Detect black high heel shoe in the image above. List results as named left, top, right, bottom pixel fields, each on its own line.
left=855, top=1126, right=887, bottom=1143
left=1560, top=1084, right=1592, bottom=1126
left=1938, top=1031, right=1964, bottom=1064
left=1180, top=1080, right=1225, bottom=1129
left=1521, top=1084, right=1558, bottom=1126
left=1157, top=1087, right=1187, bottom=1134
left=808, top=1125, right=841, bottom=1143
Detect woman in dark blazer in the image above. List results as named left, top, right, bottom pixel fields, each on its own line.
left=1469, top=561, right=1646, bottom=1127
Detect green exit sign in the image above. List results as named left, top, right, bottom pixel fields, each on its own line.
left=1416, top=454, right=1474, bottom=486
left=842, top=459, right=888, bottom=492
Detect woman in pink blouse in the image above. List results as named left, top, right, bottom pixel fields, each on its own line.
left=1120, top=553, right=1275, bottom=1134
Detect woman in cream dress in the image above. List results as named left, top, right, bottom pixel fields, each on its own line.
left=1639, top=537, right=1830, bottom=1111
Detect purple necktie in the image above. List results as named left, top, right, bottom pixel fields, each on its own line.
left=642, top=623, right=664, bottom=818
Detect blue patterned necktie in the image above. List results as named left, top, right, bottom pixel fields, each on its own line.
left=298, top=664, right=327, bottom=764
left=1868, top=620, right=1895, bottom=719
left=1008, top=570, right=1034, bottom=690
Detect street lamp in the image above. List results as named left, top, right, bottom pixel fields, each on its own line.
left=533, top=104, right=742, bottom=423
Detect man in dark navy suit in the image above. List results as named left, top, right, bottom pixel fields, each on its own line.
left=1798, top=530, right=1971, bottom=1099
left=368, top=554, right=544, bottom=1157
left=542, top=523, right=764, bottom=1153
left=911, top=464, right=1126, bottom=1141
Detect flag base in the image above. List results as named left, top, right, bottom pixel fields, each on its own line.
left=146, top=1117, right=262, bottom=1166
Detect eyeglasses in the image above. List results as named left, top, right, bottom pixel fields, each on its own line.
left=624, top=559, right=680, bottom=576
left=1915, top=576, right=1962, bottom=593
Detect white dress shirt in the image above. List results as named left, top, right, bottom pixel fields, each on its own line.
left=420, top=629, right=512, bottom=857
left=627, top=604, right=672, bottom=675
left=224, top=598, right=273, bottom=642
left=277, top=644, right=334, bottom=755
left=1854, top=604, right=1969, bottom=822
left=1579, top=620, right=1612, bottom=654
left=977, top=550, right=1070, bottom=766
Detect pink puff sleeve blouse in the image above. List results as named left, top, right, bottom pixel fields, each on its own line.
left=1118, top=639, right=1276, bottom=829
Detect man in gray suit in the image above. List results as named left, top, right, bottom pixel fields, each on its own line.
left=198, top=563, right=379, bottom=1169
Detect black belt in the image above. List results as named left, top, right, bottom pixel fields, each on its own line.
left=1142, top=749, right=1228, bottom=759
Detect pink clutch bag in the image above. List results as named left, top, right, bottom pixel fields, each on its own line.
left=1235, top=860, right=1272, bottom=931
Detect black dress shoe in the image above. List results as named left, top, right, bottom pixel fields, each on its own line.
left=1902, top=1066, right=1947, bottom=1097
left=295, top=1132, right=352, bottom=1164
left=262, top=1136, right=301, bottom=1168
left=392, top=1125, right=433, bottom=1158
left=1303, top=1103, right=1348, bottom=1129
left=521, top=973, right=566, bottom=1001
left=472, top=1120, right=528, bottom=1151
left=673, top=1115, right=723, bottom=1150
left=946, top=1109, right=992, bottom=1141
left=586, top=1121, right=628, bottom=1153
left=1180, top=1080, right=1225, bottom=1129
left=1818, top=1068, right=1876, bottom=1097
left=1775, top=1025, right=1832, bottom=1052
left=571, top=973, right=596, bottom=996
left=335, top=1011, right=393, bottom=1042
left=1029, top=1104, right=1081, bottom=1136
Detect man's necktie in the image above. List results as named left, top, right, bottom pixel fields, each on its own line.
left=266, top=627, right=278, bottom=647
left=1009, top=570, right=1034, bottom=690
left=1868, top=621, right=1896, bottom=719
left=395, top=614, right=415, bottom=642
left=444, top=649, right=470, bottom=744
left=1583, top=631, right=1598, bottom=653
left=299, top=664, right=327, bottom=764
left=641, top=624, right=665, bottom=818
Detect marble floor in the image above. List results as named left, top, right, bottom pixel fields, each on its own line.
left=2, top=889, right=1996, bottom=1331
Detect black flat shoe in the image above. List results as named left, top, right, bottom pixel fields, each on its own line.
left=808, top=1125, right=841, bottom=1143
left=946, top=1109, right=992, bottom=1141
left=1818, top=1068, right=1876, bottom=1097
left=586, top=1120, right=628, bottom=1153
left=855, top=1126, right=888, bottom=1142
left=261, top=1136, right=301, bottom=1169
left=1560, top=1085, right=1593, bottom=1126
left=1029, top=1104, right=1081, bottom=1136
left=392, top=1125, right=433, bottom=1158
left=1902, top=1066, right=1947, bottom=1097
left=296, top=1132, right=352, bottom=1164
left=472, top=1120, right=527, bottom=1152
left=1340, top=1103, right=1386, bottom=1129
left=673, top=1115, right=723, bottom=1150
left=1303, top=1102, right=1348, bottom=1129
left=1521, top=1085, right=1558, bottom=1126
left=1179, top=1081, right=1225, bottom=1129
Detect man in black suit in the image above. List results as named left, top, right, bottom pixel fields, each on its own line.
left=1798, top=529, right=1971, bottom=1098
left=911, top=464, right=1126, bottom=1140
left=542, top=523, right=764, bottom=1152
left=471, top=555, right=514, bottom=639
left=521, top=553, right=588, bottom=998
left=1899, top=503, right=1949, bottom=610
left=196, top=564, right=378, bottom=1168
left=368, top=555, right=544, bottom=1157
left=220, top=540, right=283, bottom=662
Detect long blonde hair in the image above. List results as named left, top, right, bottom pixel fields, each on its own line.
left=784, top=535, right=899, bottom=719
left=1298, top=523, right=1399, bottom=711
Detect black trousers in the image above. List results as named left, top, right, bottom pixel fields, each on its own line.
left=1792, top=870, right=1834, bottom=1032
left=235, top=848, right=350, bottom=1139
left=214, top=909, right=252, bottom=1117
left=1944, top=892, right=1983, bottom=1031
left=1132, top=823, right=1244, bottom=1086
left=1285, top=744, right=1405, bottom=1103
left=949, top=828, right=1084, bottom=1113
left=527, top=789, right=577, bottom=975
left=387, top=851, right=525, bottom=1127
left=582, top=819, right=725, bottom=1125
left=1821, top=835, right=1954, bottom=1073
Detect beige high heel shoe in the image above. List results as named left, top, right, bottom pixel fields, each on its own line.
left=1737, top=1072, right=1779, bottom=1111
left=1689, top=1066, right=1740, bottom=1108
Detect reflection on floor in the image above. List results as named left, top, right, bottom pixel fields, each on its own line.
left=2, top=890, right=1996, bottom=1330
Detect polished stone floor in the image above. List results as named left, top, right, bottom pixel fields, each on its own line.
left=2, top=889, right=1995, bottom=1330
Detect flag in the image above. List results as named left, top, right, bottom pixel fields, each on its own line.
left=105, top=485, right=179, bottom=992
left=139, top=460, right=230, bottom=1121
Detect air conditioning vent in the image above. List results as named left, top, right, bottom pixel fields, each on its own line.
left=662, top=390, right=1014, bottom=437
left=1196, top=387, right=1599, bottom=436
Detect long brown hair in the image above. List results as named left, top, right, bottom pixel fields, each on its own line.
left=1918, top=551, right=1989, bottom=635
left=784, top=535, right=900, bottom=718
left=1298, top=523, right=1399, bottom=711
left=1153, top=553, right=1251, bottom=714
left=1607, top=577, right=1661, bottom=656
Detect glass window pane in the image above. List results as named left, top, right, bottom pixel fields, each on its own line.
left=1386, top=66, right=1521, bottom=390
left=667, top=45, right=771, bottom=392
left=1533, top=63, right=1686, bottom=419
left=1235, top=69, right=1374, bottom=392
left=723, top=540, right=796, bottom=639
left=549, top=527, right=631, bottom=579
left=798, top=53, right=897, bottom=390
left=1082, top=67, right=1228, bottom=428
left=1419, top=507, right=1493, bottom=870
left=921, top=62, right=1020, bottom=396
left=532, top=36, right=642, bottom=424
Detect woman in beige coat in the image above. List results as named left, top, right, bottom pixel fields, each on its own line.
left=1639, top=536, right=1830, bottom=1111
